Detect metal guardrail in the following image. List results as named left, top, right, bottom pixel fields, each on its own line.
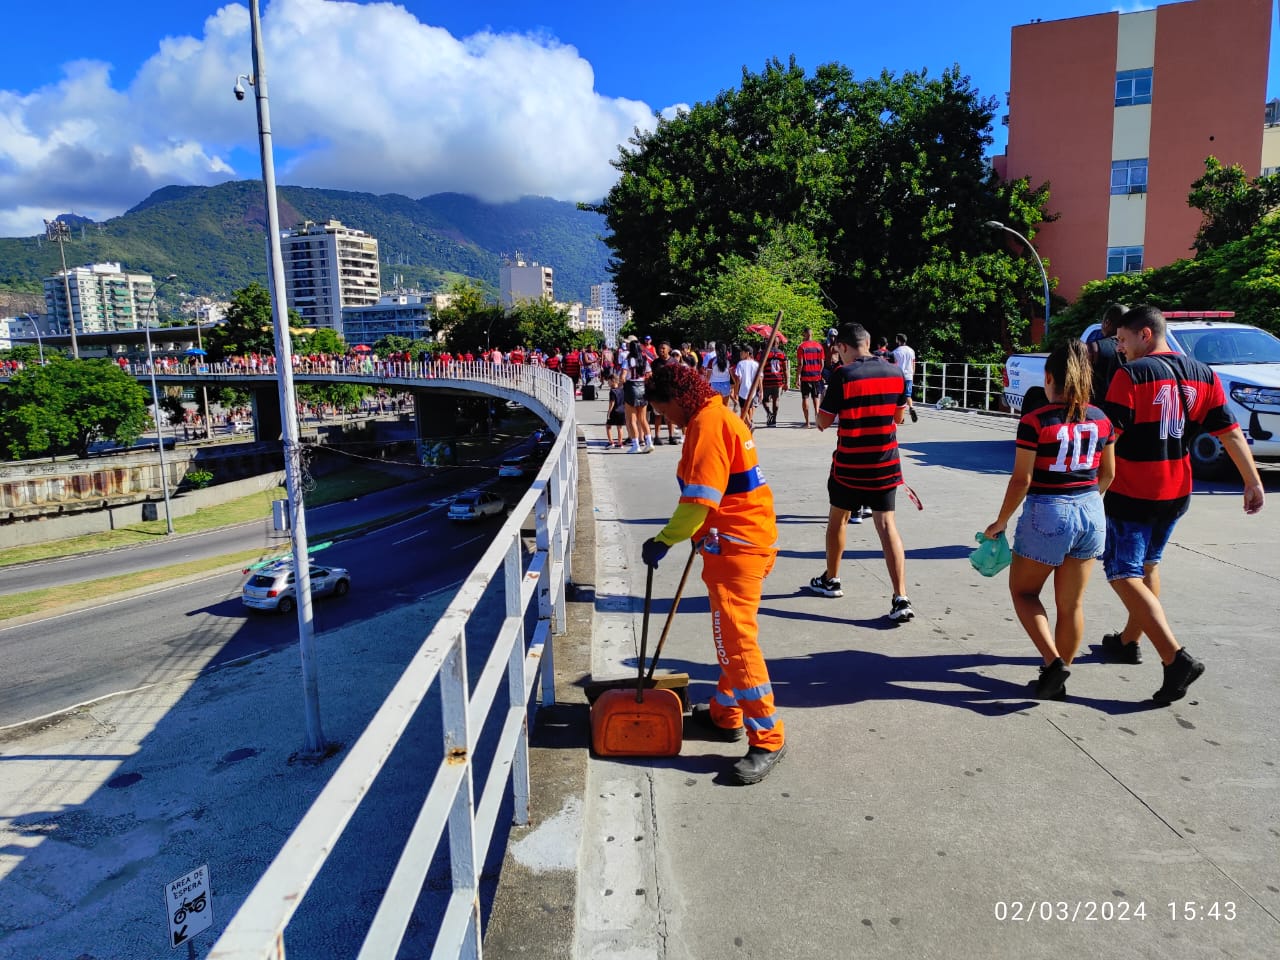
left=207, top=364, right=577, bottom=959
left=914, top=361, right=1008, bottom=413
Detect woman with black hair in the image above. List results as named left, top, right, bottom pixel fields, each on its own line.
left=623, top=339, right=653, bottom=453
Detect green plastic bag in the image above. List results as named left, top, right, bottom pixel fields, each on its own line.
left=970, top=531, right=1012, bottom=577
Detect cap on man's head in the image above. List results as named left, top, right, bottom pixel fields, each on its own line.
left=644, top=335, right=652, bottom=341
left=827, top=328, right=838, bottom=338
left=835, top=322, right=870, bottom=346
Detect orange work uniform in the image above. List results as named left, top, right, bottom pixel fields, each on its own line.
left=676, top=396, right=784, bottom=751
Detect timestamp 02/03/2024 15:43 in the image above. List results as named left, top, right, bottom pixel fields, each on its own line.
left=993, top=900, right=1238, bottom=922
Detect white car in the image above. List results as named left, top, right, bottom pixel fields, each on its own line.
left=241, top=561, right=351, bottom=614
left=448, top=491, right=507, bottom=522
left=498, top=455, right=532, bottom=478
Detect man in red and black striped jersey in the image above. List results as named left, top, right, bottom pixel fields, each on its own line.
left=760, top=343, right=787, bottom=427
left=1100, top=305, right=1265, bottom=703
left=809, top=322, right=914, bottom=623
left=795, top=328, right=826, bottom=428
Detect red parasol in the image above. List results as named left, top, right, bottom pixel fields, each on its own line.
left=745, top=323, right=787, bottom=344
left=351, top=344, right=372, bottom=352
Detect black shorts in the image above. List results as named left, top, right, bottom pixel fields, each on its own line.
left=800, top=379, right=822, bottom=399
left=607, top=410, right=625, bottom=426
left=762, top=385, right=781, bottom=401
left=623, top=380, right=647, bottom=407
left=827, top=476, right=898, bottom=514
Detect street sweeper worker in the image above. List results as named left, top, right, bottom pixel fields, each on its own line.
left=641, top=360, right=787, bottom=785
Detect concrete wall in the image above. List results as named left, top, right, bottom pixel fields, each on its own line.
left=0, top=470, right=286, bottom=548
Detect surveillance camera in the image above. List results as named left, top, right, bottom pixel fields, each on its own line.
left=233, top=80, right=246, bottom=101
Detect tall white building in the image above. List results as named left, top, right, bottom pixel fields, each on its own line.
left=499, top=254, right=554, bottom=308
left=591, top=282, right=629, bottom=348
left=43, top=262, right=158, bottom=334
left=280, top=220, right=381, bottom=334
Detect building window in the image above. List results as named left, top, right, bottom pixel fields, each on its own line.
left=1111, top=158, right=1149, bottom=195
left=1115, top=68, right=1153, bottom=107
left=1107, top=246, right=1144, bottom=275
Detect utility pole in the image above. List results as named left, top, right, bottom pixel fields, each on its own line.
left=44, top=219, right=79, bottom=359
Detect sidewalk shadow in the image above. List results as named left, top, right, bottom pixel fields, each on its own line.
left=902, top=439, right=1013, bottom=475
left=633, top=648, right=1159, bottom=719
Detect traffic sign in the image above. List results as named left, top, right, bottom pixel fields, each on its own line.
left=165, top=864, right=212, bottom=948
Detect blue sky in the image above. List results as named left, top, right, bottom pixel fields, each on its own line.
left=0, top=0, right=1275, bottom=236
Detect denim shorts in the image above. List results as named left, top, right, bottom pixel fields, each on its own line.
left=1012, top=493, right=1105, bottom=566
left=1102, top=513, right=1181, bottom=581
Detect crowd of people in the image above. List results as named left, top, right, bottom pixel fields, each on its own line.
left=627, top=307, right=1265, bottom=786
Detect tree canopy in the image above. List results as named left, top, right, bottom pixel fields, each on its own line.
left=592, top=57, right=1052, bottom=360
left=205, top=283, right=280, bottom=360
left=1053, top=213, right=1280, bottom=340
left=1188, top=156, right=1280, bottom=255
left=0, top=358, right=151, bottom=459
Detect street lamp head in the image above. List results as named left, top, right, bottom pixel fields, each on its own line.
left=984, top=220, right=1006, bottom=231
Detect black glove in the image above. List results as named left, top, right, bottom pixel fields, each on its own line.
left=641, top=537, right=670, bottom=569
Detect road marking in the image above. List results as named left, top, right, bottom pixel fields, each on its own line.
left=453, top=535, right=485, bottom=550
left=393, top=528, right=437, bottom=545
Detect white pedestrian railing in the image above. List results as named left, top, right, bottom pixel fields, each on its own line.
left=208, top=364, right=577, bottom=960
left=914, top=361, right=1008, bottom=413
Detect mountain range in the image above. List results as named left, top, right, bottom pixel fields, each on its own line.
left=0, top=182, right=615, bottom=309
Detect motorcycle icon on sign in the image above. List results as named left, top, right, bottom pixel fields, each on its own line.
left=173, top=892, right=207, bottom=925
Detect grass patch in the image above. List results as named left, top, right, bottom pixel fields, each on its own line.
left=0, top=547, right=276, bottom=621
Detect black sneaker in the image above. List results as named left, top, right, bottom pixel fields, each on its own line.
left=807, top=573, right=843, bottom=598
left=1035, top=658, right=1071, bottom=699
left=1100, top=632, right=1142, bottom=664
left=859, top=506, right=873, bottom=519
left=1152, top=649, right=1205, bottom=704
left=652, top=436, right=662, bottom=446
left=688, top=703, right=745, bottom=742
left=889, top=595, right=914, bottom=622
left=908, top=406, right=918, bottom=423
left=731, top=744, right=787, bottom=785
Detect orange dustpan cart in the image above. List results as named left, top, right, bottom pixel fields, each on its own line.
left=590, top=566, right=684, bottom=757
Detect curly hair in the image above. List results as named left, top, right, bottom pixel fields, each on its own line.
left=648, top=358, right=717, bottom=421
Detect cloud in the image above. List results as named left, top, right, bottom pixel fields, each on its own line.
left=0, top=0, right=662, bottom=237
left=1110, top=2, right=1156, bottom=12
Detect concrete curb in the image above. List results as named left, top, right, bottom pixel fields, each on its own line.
left=483, top=439, right=595, bottom=957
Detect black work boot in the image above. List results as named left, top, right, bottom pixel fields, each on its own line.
left=731, top=744, right=787, bottom=785
left=688, top=704, right=745, bottom=743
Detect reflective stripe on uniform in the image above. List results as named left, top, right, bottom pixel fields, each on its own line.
left=680, top=481, right=723, bottom=505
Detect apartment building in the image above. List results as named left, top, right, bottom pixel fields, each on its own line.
left=280, top=220, right=381, bottom=333
left=43, top=262, right=158, bottom=334
left=499, top=255, right=554, bottom=308
left=341, top=291, right=433, bottom=346
left=993, top=0, right=1272, bottom=299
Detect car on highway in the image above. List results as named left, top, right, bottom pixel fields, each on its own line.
left=241, top=561, right=351, bottom=614
left=498, top=455, right=533, bottom=478
left=448, top=491, right=507, bottom=522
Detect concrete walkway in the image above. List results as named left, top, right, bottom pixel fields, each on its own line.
left=558, top=392, right=1278, bottom=960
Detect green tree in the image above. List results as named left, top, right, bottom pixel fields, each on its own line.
left=592, top=58, right=1052, bottom=358
left=0, top=345, right=43, bottom=366
left=1054, top=214, right=1280, bottom=338
left=297, top=383, right=368, bottom=416
left=434, top=279, right=511, bottom=352
left=0, top=358, right=150, bottom=459
left=374, top=334, right=414, bottom=355
left=295, top=327, right=346, bottom=355
left=205, top=283, right=279, bottom=360
left=1188, top=156, right=1280, bottom=255
left=511, top=299, right=574, bottom=351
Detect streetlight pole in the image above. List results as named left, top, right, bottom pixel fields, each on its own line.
left=142, top=275, right=178, bottom=535
left=195, top=321, right=213, bottom=439
left=44, top=219, right=79, bottom=359
left=20, top=313, right=44, bottom=364
left=985, top=220, right=1051, bottom=339
left=241, top=0, right=325, bottom=753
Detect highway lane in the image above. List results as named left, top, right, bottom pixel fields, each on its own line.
left=0, top=478, right=525, bottom=728
left=0, top=469, right=490, bottom=597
